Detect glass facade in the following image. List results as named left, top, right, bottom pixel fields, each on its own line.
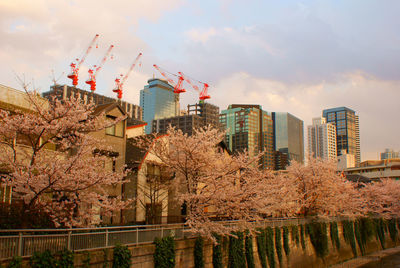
left=219, top=105, right=274, bottom=169
left=272, top=112, right=304, bottom=167
left=322, top=107, right=360, bottom=165
left=140, top=79, right=179, bottom=134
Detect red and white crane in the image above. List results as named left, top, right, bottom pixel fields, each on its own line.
left=113, top=52, right=142, bottom=99
left=85, top=44, right=114, bottom=92
left=67, top=34, right=99, bottom=87
left=177, top=72, right=210, bottom=101
left=153, top=64, right=186, bottom=94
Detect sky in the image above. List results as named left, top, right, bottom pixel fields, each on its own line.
left=1, top=0, right=399, bottom=161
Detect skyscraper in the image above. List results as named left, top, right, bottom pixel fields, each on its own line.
left=307, top=117, right=337, bottom=161
left=140, top=79, right=179, bottom=134
left=322, top=107, right=360, bottom=165
left=272, top=112, right=304, bottom=168
left=219, top=104, right=274, bottom=169
left=381, top=148, right=399, bottom=160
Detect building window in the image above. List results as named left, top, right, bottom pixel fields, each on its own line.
left=105, top=116, right=124, bottom=137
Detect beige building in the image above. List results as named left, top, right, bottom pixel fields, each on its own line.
left=344, top=159, right=400, bottom=181
left=307, top=117, right=337, bottom=161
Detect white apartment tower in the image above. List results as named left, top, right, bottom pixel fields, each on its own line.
left=307, top=117, right=337, bottom=160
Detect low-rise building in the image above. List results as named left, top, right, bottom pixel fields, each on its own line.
left=344, top=159, right=400, bottom=181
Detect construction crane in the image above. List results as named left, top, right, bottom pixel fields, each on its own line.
left=113, top=52, right=142, bottom=99
left=177, top=72, right=210, bottom=102
left=153, top=64, right=186, bottom=94
left=67, top=34, right=99, bottom=87
left=85, top=45, right=114, bottom=92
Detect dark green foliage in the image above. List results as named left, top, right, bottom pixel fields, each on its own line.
left=112, top=244, right=132, bottom=268
left=342, top=220, right=357, bottom=257
left=329, top=222, right=340, bottom=251
left=57, top=249, right=74, bottom=268
left=245, top=233, right=255, bottom=268
left=274, top=227, right=282, bottom=264
left=374, top=218, right=386, bottom=249
left=212, top=234, right=223, bottom=268
left=354, top=220, right=365, bottom=255
left=7, top=256, right=22, bottom=268
left=388, top=218, right=398, bottom=243
left=30, top=250, right=56, bottom=268
left=0, top=203, right=55, bottom=229
left=194, top=237, right=204, bottom=268
left=265, top=227, right=276, bottom=268
left=154, top=236, right=175, bottom=268
left=283, top=226, right=290, bottom=257
left=307, top=222, right=329, bottom=259
left=256, top=229, right=267, bottom=268
left=358, top=217, right=375, bottom=247
left=300, top=224, right=306, bottom=251
left=290, top=225, right=300, bottom=246
left=228, top=232, right=246, bottom=268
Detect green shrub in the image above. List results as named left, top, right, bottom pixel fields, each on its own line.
left=228, top=232, right=246, bottom=268
left=245, top=233, right=255, bottom=268
left=388, top=218, right=398, bottom=243
left=82, top=252, right=90, bottom=268
left=374, top=218, right=386, bottom=249
left=342, top=220, right=357, bottom=257
left=329, top=222, right=340, bottom=251
left=112, top=244, right=131, bottom=268
left=30, top=250, right=56, bottom=268
left=283, top=226, right=290, bottom=257
left=154, top=236, right=175, bottom=268
left=256, top=229, right=267, bottom=268
left=265, top=227, right=275, bottom=268
left=300, top=224, right=306, bottom=251
left=212, top=234, right=223, bottom=268
left=307, top=222, right=329, bottom=259
left=274, top=227, right=282, bottom=264
left=194, top=237, right=204, bottom=268
left=291, top=225, right=300, bottom=246
left=57, top=249, right=74, bottom=268
left=7, top=256, right=22, bottom=268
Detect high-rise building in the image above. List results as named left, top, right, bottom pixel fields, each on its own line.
left=307, top=117, right=337, bottom=161
left=219, top=104, right=274, bottom=170
left=42, top=85, right=143, bottom=123
left=152, top=102, right=221, bottom=136
left=140, top=79, right=179, bottom=134
left=381, top=148, right=400, bottom=160
left=272, top=112, right=304, bottom=168
left=322, top=107, right=360, bottom=165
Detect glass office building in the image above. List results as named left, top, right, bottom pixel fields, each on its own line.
left=322, top=107, right=360, bottom=165
left=219, top=104, right=274, bottom=169
left=272, top=112, right=304, bottom=168
left=140, top=79, right=179, bottom=134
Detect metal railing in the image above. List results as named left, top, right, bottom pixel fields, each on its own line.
left=0, top=217, right=335, bottom=259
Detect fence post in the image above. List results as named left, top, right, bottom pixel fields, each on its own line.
left=18, top=232, right=23, bottom=256
left=105, top=229, right=109, bottom=247
left=67, top=231, right=72, bottom=250
left=136, top=228, right=139, bottom=245
left=161, top=226, right=164, bottom=238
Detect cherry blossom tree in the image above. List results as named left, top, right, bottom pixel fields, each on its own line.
left=134, top=126, right=271, bottom=239
left=0, top=86, right=129, bottom=227
left=282, top=156, right=364, bottom=217
left=361, top=178, right=400, bottom=218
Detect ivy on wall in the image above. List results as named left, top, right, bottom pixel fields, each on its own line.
left=329, top=222, right=340, bottom=251
left=112, top=244, right=132, bottom=268
left=358, top=217, right=375, bottom=248
left=228, top=231, right=246, bottom=268
left=274, top=227, right=283, bottom=264
left=212, top=234, right=223, bottom=268
left=256, top=229, right=267, bottom=268
left=283, top=226, right=290, bottom=257
left=194, top=237, right=204, bottom=268
left=291, top=225, right=300, bottom=247
left=265, top=227, right=276, bottom=268
left=354, top=220, right=365, bottom=255
left=300, top=224, right=306, bottom=251
left=342, top=220, right=357, bottom=257
left=307, top=222, right=329, bottom=259
left=245, top=232, right=255, bottom=268
left=154, top=236, right=175, bottom=268
left=374, top=218, right=386, bottom=249
left=388, top=219, right=398, bottom=243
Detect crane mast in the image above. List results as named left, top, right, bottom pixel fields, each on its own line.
left=67, top=34, right=99, bottom=87
left=86, top=44, right=114, bottom=91
left=113, top=52, right=142, bottom=99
